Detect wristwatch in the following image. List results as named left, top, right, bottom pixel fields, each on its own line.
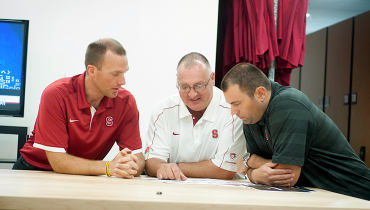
left=242, top=152, right=251, bottom=168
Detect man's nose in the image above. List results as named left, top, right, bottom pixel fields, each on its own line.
left=231, top=107, right=239, bottom=116
left=188, top=87, right=198, bottom=98
left=119, top=74, right=126, bottom=86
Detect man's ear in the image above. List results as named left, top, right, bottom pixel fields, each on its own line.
left=211, top=72, right=215, bottom=86
left=86, top=65, right=97, bottom=77
left=254, top=86, right=266, bottom=101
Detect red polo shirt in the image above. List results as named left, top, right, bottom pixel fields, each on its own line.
left=20, top=72, right=142, bottom=170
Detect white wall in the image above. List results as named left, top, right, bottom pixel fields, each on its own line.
left=0, top=0, right=218, bottom=165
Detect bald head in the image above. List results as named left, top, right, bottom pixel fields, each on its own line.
left=177, top=52, right=211, bottom=74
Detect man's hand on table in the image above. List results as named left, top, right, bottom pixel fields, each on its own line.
left=157, top=163, right=187, bottom=181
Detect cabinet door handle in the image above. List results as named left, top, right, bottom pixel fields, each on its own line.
left=360, top=146, right=365, bottom=161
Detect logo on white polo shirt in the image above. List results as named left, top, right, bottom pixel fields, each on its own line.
left=212, top=129, right=218, bottom=138
left=106, top=116, right=113, bottom=126
left=145, top=147, right=149, bottom=154
left=230, top=153, right=236, bottom=160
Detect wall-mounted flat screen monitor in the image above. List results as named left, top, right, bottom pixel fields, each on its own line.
left=0, top=19, right=29, bottom=117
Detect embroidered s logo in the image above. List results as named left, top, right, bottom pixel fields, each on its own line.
left=230, top=153, right=236, bottom=160
left=212, top=129, right=218, bottom=138
left=106, top=116, right=113, bottom=126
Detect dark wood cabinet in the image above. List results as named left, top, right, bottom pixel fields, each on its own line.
left=292, top=11, right=370, bottom=167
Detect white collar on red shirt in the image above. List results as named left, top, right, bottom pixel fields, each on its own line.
left=178, top=86, right=221, bottom=123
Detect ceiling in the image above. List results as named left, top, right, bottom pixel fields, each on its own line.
left=306, top=0, right=370, bottom=34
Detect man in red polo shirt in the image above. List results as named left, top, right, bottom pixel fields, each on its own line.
left=12, top=38, right=144, bottom=179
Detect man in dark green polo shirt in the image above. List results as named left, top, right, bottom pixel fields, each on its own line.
left=221, top=62, right=370, bottom=201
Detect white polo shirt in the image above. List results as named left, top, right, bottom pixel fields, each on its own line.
left=145, top=86, right=246, bottom=172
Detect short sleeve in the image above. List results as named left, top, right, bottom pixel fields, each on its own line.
left=145, top=105, right=171, bottom=161
left=33, top=85, right=69, bottom=153
left=212, top=116, right=246, bottom=172
left=269, top=100, right=314, bottom=166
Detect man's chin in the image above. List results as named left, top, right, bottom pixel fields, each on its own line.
left=243, top=120, right=257, bottom=125
left=107, top=93, right=118, bottom=98
left=242, top=119, right=251, bottom=124
left=186, top=104, right=205, bottom=112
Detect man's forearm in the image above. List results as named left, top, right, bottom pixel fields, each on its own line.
left=145, top=158, right=167, bottom=177
left=45, top=151, right=106, bottom=175
left=179, top=160, right=235, bottom=179
left=246, top=168, right=261, bottom=184
left=245, top=159, right=299, bottom=186
left=248, top=154, right=271, bottom=169
left=134, top=153, right=145, bottom=177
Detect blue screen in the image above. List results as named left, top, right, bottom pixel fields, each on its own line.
left=0, top=22, right=24, bottom=90
left=0, top=20, right=28, bottom=116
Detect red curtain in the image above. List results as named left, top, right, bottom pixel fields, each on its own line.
left=222, top=0, right=278, bottom=78
left=219, top=0, right=308, bottom=86
left=275, top=0, right=309, bottom=86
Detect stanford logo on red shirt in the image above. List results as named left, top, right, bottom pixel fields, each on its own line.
left=212, top=129, right=218, bottom=138
left=230, top=153, right=236, bottom=160
left=106, top=116, right=113, bottom=126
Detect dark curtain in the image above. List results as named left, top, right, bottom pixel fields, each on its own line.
left=215, top=0, right=228, bottom=88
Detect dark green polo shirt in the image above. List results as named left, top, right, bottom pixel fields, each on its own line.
left=244, top=81, right=370, bottom=201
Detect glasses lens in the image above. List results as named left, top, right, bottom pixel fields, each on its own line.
left=179, top=86, right=190, bottom=92
left=194, top=85, right=206, bottom=92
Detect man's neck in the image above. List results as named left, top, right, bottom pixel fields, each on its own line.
left=88, top=99, right=102, bottom=110
left=84, top=74, right=103, bottom=110
left=187, top=107, right=206, bottom=120
left=259, top=90, right=272, bottom=119
left=265, top=90, right=272, bottom=107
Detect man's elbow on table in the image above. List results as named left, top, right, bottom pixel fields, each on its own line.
left=45, top=151, right=69, bottom=173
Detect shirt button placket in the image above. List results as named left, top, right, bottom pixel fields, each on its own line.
left=194, top=124, right=200, bottom=144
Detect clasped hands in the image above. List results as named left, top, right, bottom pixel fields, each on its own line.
left=109, top=148, right=139, bottom=179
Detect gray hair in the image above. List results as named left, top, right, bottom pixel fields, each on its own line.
left=177, top=52, right=211, bottom=74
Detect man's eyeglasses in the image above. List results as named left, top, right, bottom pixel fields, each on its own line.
left=177, top=74, right=212, bottom=93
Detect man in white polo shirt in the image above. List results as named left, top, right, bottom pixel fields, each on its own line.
left=145, top=52, right=245, bottom=180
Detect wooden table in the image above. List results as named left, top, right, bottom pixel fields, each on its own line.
left=1, top=169, right=369, bottom=210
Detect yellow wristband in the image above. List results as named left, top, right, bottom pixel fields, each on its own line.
left=105, top=161, right=112, bottom=177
